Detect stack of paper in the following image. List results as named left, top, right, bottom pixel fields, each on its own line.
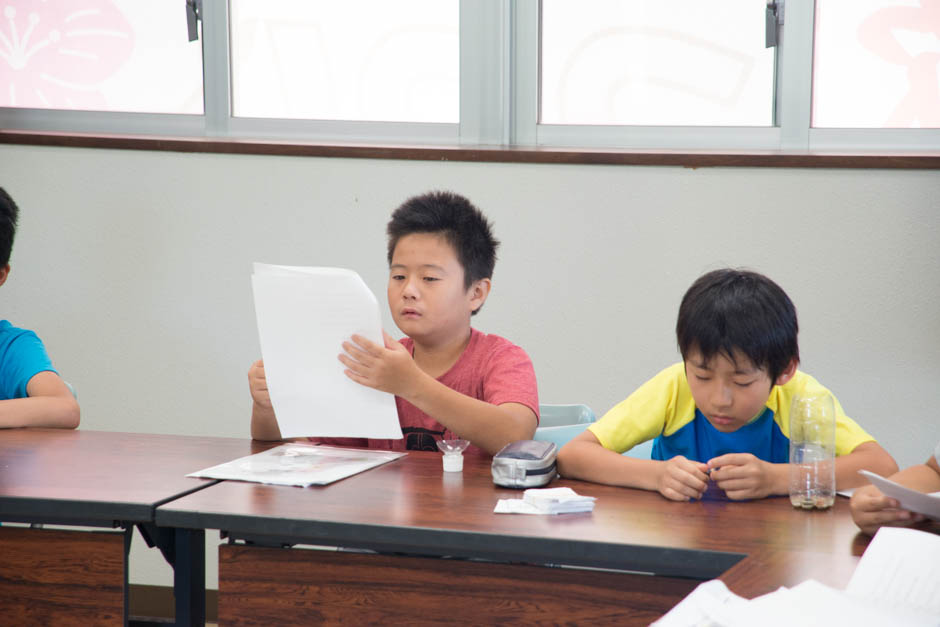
left=494, top=487, right=596, bottom=515
left=524, top=487, right=596, bottom=514
left=187, top=443, right=405, bottom=487
left=654, top=526, right=940, bottom=626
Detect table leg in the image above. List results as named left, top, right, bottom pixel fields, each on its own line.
left=173, top=528, right=205, bottom=627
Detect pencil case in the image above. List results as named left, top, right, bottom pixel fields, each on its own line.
left=491, top=440, right=557, bottom=489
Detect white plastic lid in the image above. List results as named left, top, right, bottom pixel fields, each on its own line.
left=442, top=453, right=464, bottom=472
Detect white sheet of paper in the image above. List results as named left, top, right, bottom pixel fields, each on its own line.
left=187, top=443, right=405, bottom=487
left=657, top=528, right=940, bottom=626
left=858, top=469, right=940, bottom=520
left=251, top=263, right=402, bottom=439
left=733, top=579, right=925, bottom=627
left=651, top=579, right=749, bottom=627
left=846, top=526, right=940, bottom=620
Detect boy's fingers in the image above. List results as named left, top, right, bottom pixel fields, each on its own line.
left=857, top=495, right=898, bottom=512
left=338, top=353, right=366, bottom=372
left=342, top=341, right=375, bottom=364
left=663, top=489, right=688, bottom=502
left=707, top=453, right=748, bottom=469
left=675, top=457, right=708, bottom=477
left=867, top=509, right=909, bottom=525
left=342, top=369, right=368, bottom=385
left=713, top=478, right=754, bottom=493
left=675, top=468, right=707, bottom=493
left=664, top=483, right=698, bottom=501
left=349, top=334, right=381, bottom=354
left=382, top=330, right=403, bottom=349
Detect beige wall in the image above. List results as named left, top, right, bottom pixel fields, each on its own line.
left=2, top=143, right=938, bottom=587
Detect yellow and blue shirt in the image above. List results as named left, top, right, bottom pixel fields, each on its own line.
left=589, top=363, right=874, bottom=463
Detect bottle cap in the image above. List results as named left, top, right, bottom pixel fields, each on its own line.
left=437, top=439, right=470, bottom=473
left=442, top=453, right=464, bottom=472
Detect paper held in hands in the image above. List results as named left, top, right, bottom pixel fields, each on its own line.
left=251, top=263, right=402, bottom=440
left=858, top=469, right=940, bottom=520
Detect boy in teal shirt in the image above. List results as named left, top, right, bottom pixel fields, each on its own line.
left=558, top=268, right=897, bottom=501
left=0, top=188, right=79, bottom=429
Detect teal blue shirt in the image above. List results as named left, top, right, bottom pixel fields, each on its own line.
left=0, top=320, right=56, bottom=399
left=650, top=407, right=790, bottom=463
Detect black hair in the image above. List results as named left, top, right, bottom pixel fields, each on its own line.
left=0, top=187, right=19, bottom=267
left=387, top=191, right=499, bottom=314
left=676, top=268, right=799, bottom=384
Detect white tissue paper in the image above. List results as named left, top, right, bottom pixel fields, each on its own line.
left=494, top=487, right=596, bottom=515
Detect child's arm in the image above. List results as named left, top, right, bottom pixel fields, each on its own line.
left=832, top=440, right=899, bottom=488
left=708, top=440, right=899, bottom=500
left=557, top=429, right=709, bottom=501
left=339, top=333, right=535, bottom=455
left=248, top=359, right=283, bottom=441
left=0, top=371, right=79, bottom=429
left=850, top=455, right=940, bottom=535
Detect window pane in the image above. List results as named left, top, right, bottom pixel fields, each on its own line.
left=540, top=0, right=774, bottom=126
left=230, top=0, right=458, bottom=123
left=813, top=0, right=940, bottom=129
left=0, top=0, right=203, bottom=113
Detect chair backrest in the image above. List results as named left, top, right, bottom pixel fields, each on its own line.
left=537, top=404, right=595, bottom=428
left=622, top=438, right=654, bottom=459
left=535, top=404, right=657, bottom=458
left=533, top=404, right=596, bottom=449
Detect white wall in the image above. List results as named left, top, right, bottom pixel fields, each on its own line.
left=2, top=143, right=938, bottom=588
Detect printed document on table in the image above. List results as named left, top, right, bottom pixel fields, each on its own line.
left=845, top=526, right=940, bottom=620
left=655, top=527, right=940, bottom=627
left=188, top=443, right=405, bottom=487
left=858, top=469, right=940, bottom=520
left=251, top=263, right=402, bottom=439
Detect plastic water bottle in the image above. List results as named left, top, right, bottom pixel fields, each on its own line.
left=788, top=393, right=836, bottom=509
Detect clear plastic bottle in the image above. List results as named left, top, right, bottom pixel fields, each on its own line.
left=788, top=393, right=836, bottom=509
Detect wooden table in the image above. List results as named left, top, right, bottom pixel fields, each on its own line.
left=0, top=428, right=272, bottom=626
left=157, top=450, right=871, bottom=625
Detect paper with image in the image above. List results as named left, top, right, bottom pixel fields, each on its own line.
left=187, top=443, right=405, bottom=487
left=251, top=263, right=402, bottom=439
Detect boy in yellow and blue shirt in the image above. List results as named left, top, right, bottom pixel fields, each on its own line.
left=558, top=268, right=897, bottom=501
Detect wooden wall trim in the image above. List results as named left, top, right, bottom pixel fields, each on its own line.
left=3, top=130, right=939, bottom=169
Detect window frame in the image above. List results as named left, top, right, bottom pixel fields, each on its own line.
left=0, top=0, right=937, bottom=156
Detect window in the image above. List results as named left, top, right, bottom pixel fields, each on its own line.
left=0, top=0, right=937, bottom=153
left=229, top=0, right=458, bottom=123
left=540, top=0, right=775, bottom=127
left=0, top=1, right=202, bottom=114
left=813, top=0, right=940, bottom=129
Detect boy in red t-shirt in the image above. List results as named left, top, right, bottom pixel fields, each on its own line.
left=248, top=191, right=539, bottom=455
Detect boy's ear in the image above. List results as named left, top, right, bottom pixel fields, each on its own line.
left=774, top=358, right=798, bottom=386
left=0, top=264, right=10, bottom=288
left=468, top=278, right=491, bottom=313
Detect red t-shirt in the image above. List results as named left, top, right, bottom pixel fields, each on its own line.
left=312, top=328, right=539, bottom=456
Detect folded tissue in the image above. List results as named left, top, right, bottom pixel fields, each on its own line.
left=494, top=487, right=596, bottom=515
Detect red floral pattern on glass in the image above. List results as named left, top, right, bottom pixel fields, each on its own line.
left=0, top=0, right=134, bottom=109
